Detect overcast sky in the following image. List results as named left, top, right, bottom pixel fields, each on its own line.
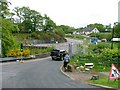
left=9, top=0, right=120, bottom=28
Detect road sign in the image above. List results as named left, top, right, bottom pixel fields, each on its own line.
left=109, top=64, right=120, bottom=80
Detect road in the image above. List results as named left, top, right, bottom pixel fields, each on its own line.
left=2, top=57, right=107, bottom=88
left=54, top=38, right=83, bottom=54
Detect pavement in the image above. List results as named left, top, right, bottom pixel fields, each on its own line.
left=0, top=57, right=32, bottom=62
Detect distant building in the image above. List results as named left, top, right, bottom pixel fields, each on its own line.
left=118, top=1, right=120, bottom=22
left=80, top=27, right=100, bottom=35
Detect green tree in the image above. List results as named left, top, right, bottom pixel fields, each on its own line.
left=0, top=0, right=11, bottom=18
left=30, top=10, right=43, bottom=32
left=13, top=6, right=43, bottom=32
left=75, top=27, right=84, bottom=32
left=43, top=14, right=56, bottom=32
left=2, top=18, right=19, bottom=56
left=13, top=7, right=24, bottom=23
left=21, top=20, right=32, bottom=32
left=59, top=25, right=74, bottom=34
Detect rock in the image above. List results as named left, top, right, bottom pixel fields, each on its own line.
left=67, top=64, right=74, bottom=72
left=85, top=68, right=90, bottom=71
left=76, top=67, right=80, bottom=69
left=90, top=75, right=99, bottom=80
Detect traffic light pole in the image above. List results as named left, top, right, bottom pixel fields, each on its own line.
left=20, top=43, right=24, bottom=62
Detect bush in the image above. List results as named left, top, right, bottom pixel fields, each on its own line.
left=99, top=48, right=119, bottom=67
left=7, top=49, right=20, bottom=58
left=55, top=29, right=65, bottom=38
left=28, top=46, right=54, bottom=55
left=88, top=42, right=110, bottom=54
left=31, top=32, right=39, bottom=39
left=30, top=32, right=65, bottom=43
left=22, top=49, right=30, bottom=57
left=2, top=18, right=19, bottom=57
left=7, top=48, right=30, bottom=57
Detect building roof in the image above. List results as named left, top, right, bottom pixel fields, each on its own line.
left=80, top=27, right=96, bottom=32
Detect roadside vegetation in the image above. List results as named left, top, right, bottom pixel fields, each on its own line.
left=89, top=77, right=120, bottom=88
left=7, top=46, right=54, bottom=58
left=70, top=40, right=119, bottom=72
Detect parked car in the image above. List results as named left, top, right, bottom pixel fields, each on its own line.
left=50, top=49, right=66, bottom=60
left=90, top=37, right=98, bottom=44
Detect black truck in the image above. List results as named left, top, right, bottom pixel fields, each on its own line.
left=50, top=49, right=66, bottom=60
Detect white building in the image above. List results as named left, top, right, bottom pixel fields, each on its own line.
left=118, top=1, right=120, bottom=22
left=80, top=27, right=100, bottom=35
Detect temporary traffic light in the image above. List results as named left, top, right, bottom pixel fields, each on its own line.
left=20, top=43, right=23, bottom=52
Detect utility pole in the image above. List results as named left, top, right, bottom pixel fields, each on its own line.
left=111, top=23, right=118, bottom=49
left=111, top=26, right=114, bottom=49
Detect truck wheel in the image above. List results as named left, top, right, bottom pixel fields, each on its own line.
left=60, top=57, right=64, bottom=61
left=52, top=57, right=55, bottom=60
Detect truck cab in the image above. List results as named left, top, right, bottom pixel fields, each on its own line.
left=50, top=49, right=66, bottom=60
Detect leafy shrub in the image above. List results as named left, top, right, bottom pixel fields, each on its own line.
left=99, top=48, right=119, bottom=67
left=7, top=49, right=20, bottom=58
left=55, top=29, right=65, bottom=38
left=2, top=18, right=19, bottom=57
left=88, top=42, right=110, bottom=54
left=38, top=33, right=51, bottom=41
left=28, top=46, right=54, bottom=55
left=7, top=48, right=30, bottom=57
left=31, top=32, right=38, bottom=39
left=30, top=32, right=65, bottom=43
left=22, top=49, right=30, bottom=57
left=99, top=33, right=112, bottom=41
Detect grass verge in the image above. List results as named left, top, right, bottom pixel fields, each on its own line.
left=89, top=77, right=120, bottom=89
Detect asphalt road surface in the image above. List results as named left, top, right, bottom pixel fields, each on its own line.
left=1, top=57, right=112, bottom=89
